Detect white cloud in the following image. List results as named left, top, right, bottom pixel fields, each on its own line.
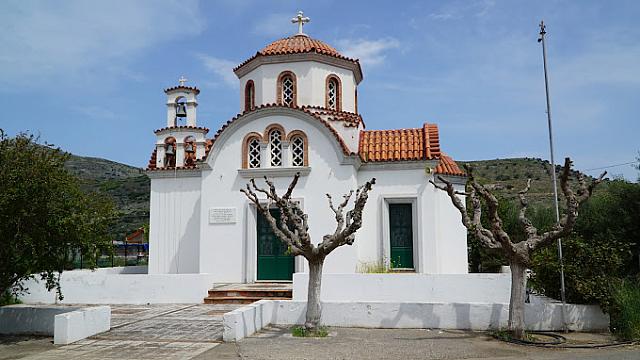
left=0, top=0, right=205, bottom=90
left=253, top=12, right=295, bottom=38
left=197, top=54, right=238, bottom=88
left=336, top=38, right=400, bottom=67
left=427, top=0, right=495, bottom=21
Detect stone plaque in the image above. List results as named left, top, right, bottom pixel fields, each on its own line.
left=209, top=207, right=237, bottom=224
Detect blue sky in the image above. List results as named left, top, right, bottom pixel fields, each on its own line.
left=1, top=0, right=639, bottom=180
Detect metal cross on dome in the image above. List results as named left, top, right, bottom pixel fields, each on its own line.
left=291, top=11, right=310, bottom=35
left=178, top=76, right=188, bottom=86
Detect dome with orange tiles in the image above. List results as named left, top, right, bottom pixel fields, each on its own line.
left=234, top=34, right=360, bottom=72
left=259, top=34, right=342, bottom=57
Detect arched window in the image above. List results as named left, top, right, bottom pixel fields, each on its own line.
left=269, top=129, right=283, bottom=166
left=291, top=136, right=305, bottom=166
left=242, top=133, right=262, bottom=169
left=164, top=137, right=176, bottom=168
left=325, top=75, right=341, bottom=111
left=287, top=130, right=308, bottom=167
left=248, top=138, right=261, bottom=168
left=244, top=80, right=255, bottom=112
left=277, top=71, right=297, bottom=107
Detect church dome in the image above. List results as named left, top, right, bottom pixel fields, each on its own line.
left=234, top=34, right=360, bottom=72
left=258, top=34, right=342, bottom=57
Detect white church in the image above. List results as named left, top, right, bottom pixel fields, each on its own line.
left=146, top=13, right=468, bottom=283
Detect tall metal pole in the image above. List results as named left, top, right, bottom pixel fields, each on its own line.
left=538, top=20, right=568, bottom=332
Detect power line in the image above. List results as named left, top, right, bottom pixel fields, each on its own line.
left=584, top=161, right=639, bottom=172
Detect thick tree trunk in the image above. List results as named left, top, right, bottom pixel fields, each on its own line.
left=305, top=256, right=325, bottom=330
left=508, top=260, right=527, bottom=339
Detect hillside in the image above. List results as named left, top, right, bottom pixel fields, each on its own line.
left=462, top=157, right=587, bottom=209
left=65, top=155, right=149, bottom=238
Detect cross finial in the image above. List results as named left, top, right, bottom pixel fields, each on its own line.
left=178, top=76, right=188, bottom=86
left=291, top=11, right=310, bottom=35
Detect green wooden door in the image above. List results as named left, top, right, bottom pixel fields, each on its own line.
left=389, top=203, right=414, bottom=269
left=257, top=209, right=294, bottom=280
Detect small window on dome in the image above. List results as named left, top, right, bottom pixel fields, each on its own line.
left=244, top=80, right=255, bottom=112
left=325, top=75, right=341, bottom=111
left=277, top=72, right=297, bottom=107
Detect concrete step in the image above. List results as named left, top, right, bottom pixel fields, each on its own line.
left=207, top=289, right=292, bottom=298
left=203, top=283, right=293, bottom=305
left=203, top=296, right=292, bottom=304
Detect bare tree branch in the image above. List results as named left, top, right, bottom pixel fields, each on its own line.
left=526, top=158, right=606, bottom=250
left=318, top=179, right=376, bottom=255
left=517, top=179, right=539, bottom=238
left=430, top=176, right=501, bottom=250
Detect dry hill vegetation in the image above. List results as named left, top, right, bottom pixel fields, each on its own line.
left=65, top=155, right=149, bottom=239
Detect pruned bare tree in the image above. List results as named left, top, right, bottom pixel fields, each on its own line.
left=241, top=173, right=376, bottom=330
left=431, top=157, right=605, bottom=339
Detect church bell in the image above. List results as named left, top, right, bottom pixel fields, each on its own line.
left=185, top=143, right=195, bottom=153
left=175, top=102, right=187, bottom=118
left=165, top=144, right=175, bottom=155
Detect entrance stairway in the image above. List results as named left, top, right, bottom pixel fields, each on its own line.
left=203, top=283, right=293, bottom=304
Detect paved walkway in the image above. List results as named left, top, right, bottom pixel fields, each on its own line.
left=0, top=303, right=239, bottom=360
left=222, top=326, right=640, bottom=360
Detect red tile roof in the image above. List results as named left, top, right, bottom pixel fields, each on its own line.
left=358, top=124, right=441, bottom=162
left=153, top=125, right=209, bottom=135
left=234, top=35, right=360, bottom=72
left=164, top=85, right=200, bottom=95
left=302, top=106, right=364, bottom=128
left=434, top=154, right=465, bottom=176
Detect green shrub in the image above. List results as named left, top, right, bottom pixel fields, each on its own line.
left=0, top=291, right=22, bottom=306
left=610, top=280, right=640, bottom=340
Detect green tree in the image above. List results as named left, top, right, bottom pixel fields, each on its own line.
left=530, top=180, right=640, bottom=309
left=0, top=130, right=116, bottom=301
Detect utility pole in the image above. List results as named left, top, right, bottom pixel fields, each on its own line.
left=538, top=20, right=568, bottom=332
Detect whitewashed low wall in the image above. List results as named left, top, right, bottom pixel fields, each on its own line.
left=293, top=273, right=512, bottom=303
left=223, top=300, right=609, bottom=342
left=54, top=306, right=111, bottom=344
left=19, top=267, right=216, bottom=304
left=0, top=305, right=110, bottom=344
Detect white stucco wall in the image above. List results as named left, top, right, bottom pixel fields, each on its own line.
left=19, top=267, right=216, bottom=304
left=0, top=305, right=110, bottom=345
left=239, top=61, right=357, bottom=113
left=292, top=274, right=510, bottom=302
left=223, top=300, right=610, bottom=341
left=356, top=167, right=468, bottom=274
left=149, top=176, right=201, bottom=274
left=199, top=109, right=359, bottom=282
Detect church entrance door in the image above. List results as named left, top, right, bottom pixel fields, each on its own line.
left=389, top=203, right=414, bottom=269
left=257, top=208, right=294, bottom=281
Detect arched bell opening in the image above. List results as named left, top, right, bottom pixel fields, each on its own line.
left=174, top=96, right=187, bottom=124
left=164, top=137, right=177, bottom=168
left=184, top=135, right=197, bottom=166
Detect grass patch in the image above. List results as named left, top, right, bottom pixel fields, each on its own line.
left=610, top=280, right=640, bottom=340
left=291, top=326, right=329, bottom=337
left=489, top=329, right=536, bottom=342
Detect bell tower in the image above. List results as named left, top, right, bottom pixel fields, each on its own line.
left=165, top=76, right=198, bottom=127
left=154, top=77, right=209, bottom=169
